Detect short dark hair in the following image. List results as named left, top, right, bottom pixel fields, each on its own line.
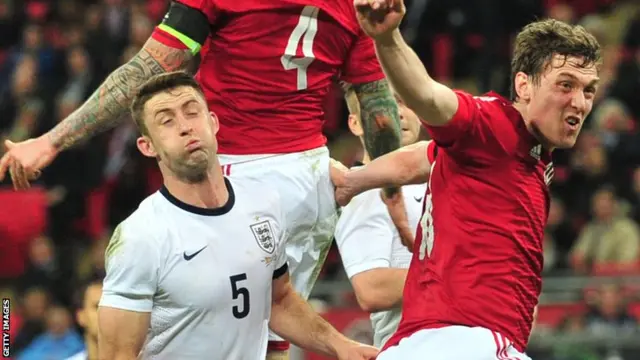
left=130, top=71, right=205, bottom=135
left=510, top=19, right=602, bottom=101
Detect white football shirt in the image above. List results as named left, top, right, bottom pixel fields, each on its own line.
left=100, top=177, right=288, bottom=360
left=335, top=180, right=427, bottom=348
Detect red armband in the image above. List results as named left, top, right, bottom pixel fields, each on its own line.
left=151, top=27, right=190, bottom=51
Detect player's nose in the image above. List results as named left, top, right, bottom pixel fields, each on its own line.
left=570, top=90, right=587, bottom=113
left=178, top=119, right=194, bottom=136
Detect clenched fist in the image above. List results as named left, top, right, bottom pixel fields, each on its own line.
left=354, top=0, right=406, bottom=41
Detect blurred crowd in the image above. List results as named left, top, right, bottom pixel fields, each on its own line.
left=0, top=0, right=638, bottom=359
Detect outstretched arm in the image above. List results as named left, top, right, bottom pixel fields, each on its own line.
left=0, top=2, right=210, bottom=188
left=269, top=271, right=378, bottom=359
left=354, top=0, right=458, bottom=126
left=49, top=38, right=195, bottom=151
left=374, top=30, right=458, bottom=127
left=343, top=140, right=433, bottom=196
left=332, top=140, right=433, bottom=251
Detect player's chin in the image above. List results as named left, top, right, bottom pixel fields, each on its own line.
left=552, top=134, right=579, bottom=149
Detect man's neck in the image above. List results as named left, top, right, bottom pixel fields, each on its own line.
left=163, top=164, right=229, bottom=209
left=512, top=100, right=555, bottom=151
left=86, top=336, right=98, bottom=360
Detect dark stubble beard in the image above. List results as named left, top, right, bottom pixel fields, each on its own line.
left=167, top=151, right=211, bottom=184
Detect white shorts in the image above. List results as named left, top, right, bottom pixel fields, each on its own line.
left=219, top=146, right=338, bottom=342
left=378, top=326, right=532, bottom=360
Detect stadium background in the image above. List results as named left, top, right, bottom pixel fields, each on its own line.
left=0, top=0, right=638, bottom=359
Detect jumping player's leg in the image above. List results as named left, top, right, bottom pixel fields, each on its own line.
left=378, top=326, right=532, bottom=360
left=219, top=147, right=338, bottom=358
left=265, top=349, right=290, bottom=360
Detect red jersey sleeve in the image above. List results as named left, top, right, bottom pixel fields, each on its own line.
left=424, top=91, right=507, bottom=158
left=340, top=30, right=385, bottom=84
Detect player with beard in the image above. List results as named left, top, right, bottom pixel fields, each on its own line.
left=98, top=72, right=378, bottom=360
left=0, top=4, right=403, bottom=356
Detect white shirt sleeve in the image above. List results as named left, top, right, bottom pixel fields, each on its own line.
left=335, top=190, right=394, bottom=279
left=99, top=220, right=159, bottom=312
left=273, top=191, right=289, bottom=279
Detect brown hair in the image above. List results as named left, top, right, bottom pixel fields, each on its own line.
left=130, top=71, right=205, bottom=135
left=510, top=18, right=601, bottom=101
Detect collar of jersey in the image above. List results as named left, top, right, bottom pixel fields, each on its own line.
left=160, top=177, right=235, bottom=216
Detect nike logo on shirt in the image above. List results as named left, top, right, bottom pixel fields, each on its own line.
left=184, top=246, right=208, bottom=261
left=414, top=196, right=423, bottom=202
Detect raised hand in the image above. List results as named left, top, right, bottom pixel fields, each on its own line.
left=0, top=137, right=57, bottom=190
left=354, top=0, right=406, bottom=41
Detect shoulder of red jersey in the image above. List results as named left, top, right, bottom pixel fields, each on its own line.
left=156, top=0, right=364, bottom=54
left=424, top=90, right=526, bottom=161
left=181, top=0, right=360, bottom=33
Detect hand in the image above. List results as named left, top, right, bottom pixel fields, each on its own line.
left=0, top=136, right=58, bottom=190
left=330, top=158, right=355, bottom=207
left=335, top=340, right=379, bottom=360
left=354, top=0, right=406, bottom=41
left=381, top=189, right=415, bottom=251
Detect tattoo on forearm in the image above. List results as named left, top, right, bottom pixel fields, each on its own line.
left=48, top=39, right=194, bottom=150
left=353, top=79, right=401, bottom=159
left=353, top=79, right=402, bottom=195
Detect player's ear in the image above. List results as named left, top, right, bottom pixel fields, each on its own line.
left=347, top=114, right=363, bottom=137
left=209, top=111, right=219, bottom=135
left=514, top=72, right=531, bottom=103
left=136, top=136, right=157, bottom=158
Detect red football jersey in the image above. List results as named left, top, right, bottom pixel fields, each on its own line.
left=158, top=0, right=384, bottom=154
left=384, top=91, right=552, bottom=352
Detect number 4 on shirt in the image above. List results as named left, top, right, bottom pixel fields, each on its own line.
left=280, top=6, right=319, bottom=90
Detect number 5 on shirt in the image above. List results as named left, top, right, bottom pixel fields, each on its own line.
left=230, top=273, right=250, bottom=319
left=280, top=6, right=319, bottom=90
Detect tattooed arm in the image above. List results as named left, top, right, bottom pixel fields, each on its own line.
left=352, top=79, right=401, bottom=159
left=49, top=38, right=195, bottom=151
left=352, top=79, right=402, bottom=195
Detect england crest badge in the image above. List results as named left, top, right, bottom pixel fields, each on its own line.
left=250, top=220, right=275, bottom=254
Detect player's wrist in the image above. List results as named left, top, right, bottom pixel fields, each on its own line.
left=342, top=170, right=360, bottom=194
left=373, top=29, right=403, bottom=48
left=327, top=335, right=356, bottom=358
left=43, top=132, right=62, bottom=154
